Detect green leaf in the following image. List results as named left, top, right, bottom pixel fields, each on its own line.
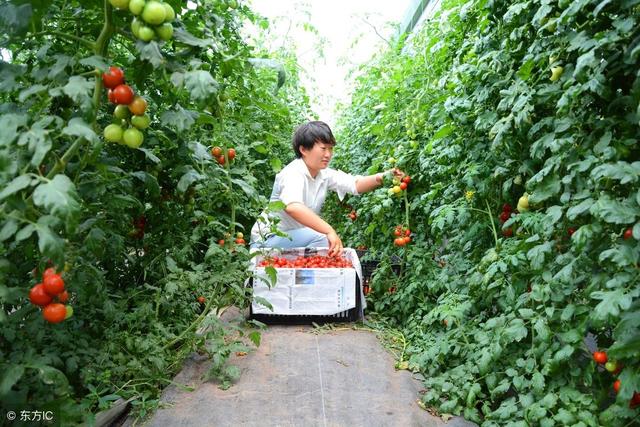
left=0, top=219, right=18, bottom=241
left=177, top=169, right=205, bottom=193
left=0, top=174, right=34, bottom=200
left=529, top=174, right=560, bottom=203
left=15, top=224, right=35, bottom=241
left=534, top=318, right=550, bottom=341
left=599, top=245, right=639, bottom=267
left=545, top=206, right=563, bottom=224
left=160, top=106, right=197, bottom=132
left=0, top=113, right=28, bottom=146
left=531, top=372, right=545, bottom=394
left=79, top=55, right=110, bottom=71
left=590, top=195, right=639, bottom=224
left=183, top=70, right=219, bottom=102
left=527, top=242, right=553, bottom=270
left=503, top=318, right=528, bottom=343
left=566, top=198, right=593, bottom=220
left=0, top=364, right=25, bottom=395
left=591, top=287, right=640, bottom=320
left=35, top=221, right=64, bottom=261
left=231, top=178, right=256, bottom=197
left=137, top=40, right=164, bottom=68
left=32, top=174, right=81, bottom=221
left=62, top=76, right=94, bottom=108
left=248, top=331, right=261, bottom=347
left=174, top=28, right=216, bottom=47
left=18, top=84, right=47, bottom=103
left=62, top=117, right=98, bottom=142
left=591, top=162, right=640, bottom=184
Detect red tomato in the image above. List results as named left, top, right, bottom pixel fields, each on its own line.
left=613, top=380, right=621, bottom=394
left=211, top=146, right=222, bottom=157
left=502, top=228, right=513, bottom=237
left=43, top=303, right=67, bottom=323
left=112, top=84, right=135, bottom=105
left=499, top=211, right=510, bottom=222
left=404, top=229, right=411, bottom=236
left=502, top=203, right=512, bottom=213
left=57, top=290, right=69, bottom=303
left=227, top=148, right=236, bottom=161
left=43, top=267, right=57, bottom=279
left=631, top=392, right=640, bottom=408
left=399, top=182, right=407, bottom=190
left=623, top=228, right=633, bottom=240
left=394, top=228, right=402, bottom=237
left=197, top=296, right=205, bottom=304
left=108, top=89, right=117, bottom=104
left=43, top=274, right=65, bottom=296
left=217, top=155, right=226, bottom=165
left=592, top=351, right=608, bottom=364
left=403, top=236, right=411, bottom=244
left=102, top=66, right=125, bottom=89
left=402, top=176, right=411, bottom=184
left=568, top=227, right=576, bottom=237
left=29, top=283, right=53, bottom=307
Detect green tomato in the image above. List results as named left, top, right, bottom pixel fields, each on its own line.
left=109, top=0, right=130, bottom=10
left=605, top=361, right=619, bottom=373
left=129, top=0, right=145, bottom=14
left=104, top=124, right=124, bottom=143
left=142, top=1, right=166, bottom=25
left=155, top=23, right=174, bottom=41
left=550, top=66, right=564, bottom=82
left=131, top=114, right=151, bottom=130
left=387, top=188, right=395, bottom=196
left=162, top=2, right=175, bottom=21
left=65, top=306, right=74, bottom=319
left=114, top=104, right=130, bottom=120
left=517, top=193, right=529, bottom=212
left=131, top=17, right=142, bottom=37
left=123, top=128, right=144, bottom=148
left=228, top=0, right=238, bottom=9
left=137, top=26, right=155, bottom=42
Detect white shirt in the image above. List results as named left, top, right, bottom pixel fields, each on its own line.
left=250, top=158, right=361, bottom=243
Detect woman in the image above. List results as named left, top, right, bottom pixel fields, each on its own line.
left=250, top=121, right=403, bottom=256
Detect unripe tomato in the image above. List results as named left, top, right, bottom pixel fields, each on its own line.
left=227, top=148, right=236, bottom=161
left=131, top=114, right=150, bottom=130
left=387, top=188, right=394, bottom=196
left=141, top=1, right=167, bottom=25
left=605, top=361, right=620, bottom=373
left=138, top=26, right=155, bottom=42
left=102, top=66, right=125, bottom=89
left=64, top=306, right=74, bottom=319
left=43, top=303, right=67, bottom=323
left=156, top=23, right=174, bottom=41
left=236, top=232, right=244, bottom=239
left=114, top=104, right=131, bottom=119
left=163, top=3, right=176, bottom=21
left=104, top=124, right=124, bottom=143
left=43, top=274, right=65, bottom=296
left=131, top=17, right=142, bottom=37
left=128, top=96, right=147, bottom=115
left=517, top=193, right=529, bottom=212
left=550, top=66, right=564, bottom=82
left=29, top=283, right=53, bottom=306
left=112, top=84, right=135, bottom=105
left=109, top=0, right=130, bottom=10
left=211, top=146, right=222, bottom=157
left=129, top=0, right=145, bottom=14
left=623, top=228, right=633, bottom=240
left=593, top=351, right=608, bottom=364
left=392, top=185, right=401, bottom=194
left=123, top=128, right=144, bottom=148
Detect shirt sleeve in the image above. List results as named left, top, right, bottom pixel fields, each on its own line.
left=278, top=170, right=306, bottom=206
left=326, top=168, right=360, bottom=200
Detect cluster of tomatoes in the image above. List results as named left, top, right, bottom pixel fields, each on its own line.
left=393, top=225, right=412, bottom=246
left=218, top=232, right=246, bottom=247
left=593, top=350, right=640, bottom=408
left=102, top=66, right=149, bottom=149
left=109, top=0, right=175, bottom=42
left=211, top=146, right=237, bottom=165
left=129, top=215, right=146, bottom=240
left=258, top=255, right=353, bottom=269
left=386, top=175, right=411, bottom=197
left=28, top=268, right=72, bottom=324
left=498, top=203, right=514, bottom=237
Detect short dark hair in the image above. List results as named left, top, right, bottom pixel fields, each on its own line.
left=292, top=121, right=336, bottom=158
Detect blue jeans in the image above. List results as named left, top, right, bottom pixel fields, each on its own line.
left=251, top=227, right=329, bottom=250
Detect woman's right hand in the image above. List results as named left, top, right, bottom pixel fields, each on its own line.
left=326, top=230, right=344, bottom=257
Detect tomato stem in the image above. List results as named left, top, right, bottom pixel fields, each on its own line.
left=484, top=199, right=499, bottom=247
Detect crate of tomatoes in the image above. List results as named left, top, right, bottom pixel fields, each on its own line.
left=249, top=247, right=364, bottom=324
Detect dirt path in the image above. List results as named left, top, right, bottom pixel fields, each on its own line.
left=132, top=310, right=475, bottom=427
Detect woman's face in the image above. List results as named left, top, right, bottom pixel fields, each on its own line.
left=300, top=140, right=334, bottom=176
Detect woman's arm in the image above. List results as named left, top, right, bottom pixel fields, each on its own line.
left=355, top=168, right=404, bottom=194
left=285, top=202, right=343, bottom=256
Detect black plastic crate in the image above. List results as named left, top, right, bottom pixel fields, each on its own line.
left=248, top=275, right=362, bottom=325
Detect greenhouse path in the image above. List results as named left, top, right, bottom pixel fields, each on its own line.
left=129, top=308, right=475, bottom=427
